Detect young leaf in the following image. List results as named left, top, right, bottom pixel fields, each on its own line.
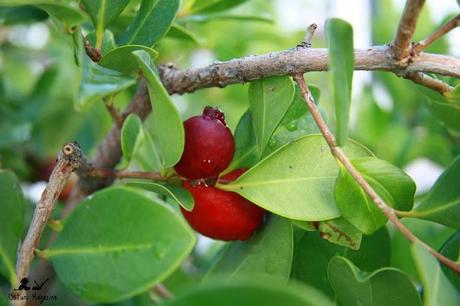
left=409, top=156, right=460, bottom=229
left=0, top=170, right=25, bottom=286
left=133, top=50, right=185, bottom=172
left=121, top=114, right=143, bottom=163
left=81, top=0, right=130, bottom=48
left=124, top=180, right=194, bottom=211
left=326, top=18, right=354, bottom=146
left=100, top=45, right=159, bottom=74
left=190, top=0, right=249, bottom=14
left=161, top=277, right=333, bottom=306
left=440, top=232, right=460, bottom=291
left=206, top=216, right=293, bottom=279
left=166, top=24, right=200, bottom=44
left=77, top=56, right=136, bottom=110
left=411, top=243, right=460, bottom=306
left=328, top=257, right=422, bottom=306
left=218, top=135, right=373, bottom=221
left=335, top=157, right=416, bottom=234
left=291, top=227, right=390, bottom=298
left=121, top=0, right=180, bottom=47
left=43, top=187, right=195, bottom=303
left=249, top=75, right=295, bottom=157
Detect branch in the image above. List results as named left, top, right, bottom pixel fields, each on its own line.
left=103, top=97, right=124, bottom=128
left=413, top=14, right=460, bottom=55
left=398, top=71, right=454, bottom=94
left=392, top=0, right=426, bottom=61
left=15, top=142, right=86, bottom=304
left=292, top=73, right=460, bottom=275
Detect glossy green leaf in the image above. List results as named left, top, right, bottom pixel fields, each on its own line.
left=418, top=86, right=460, bottom=133
left=291, top=227, right=391, bottom=298
left=121, top=114, right=143, bottom=163
left=133, top=50, right=184, bottom=173
left=0, top=6, right=48, bottom=25
left=43, top=187, right=195, bottom=303
left=328, top=256, right=422, bottom=306
left=326, top=18, right=354, bottom=146
left=0, top=170, right=25, bottom=285
left=207, top=216, right=293, bottom=279
left=318, top=218, right=362, bottom=250
left=160, top=277, right=333, bottom=306
left=124, top=180, right=194, bottom=211
left=85, top=29, right=116, bottom=55
left=166, top=24, right=200, bottom=44
left=100, top=45, right=159, bottom=74
left=122, top=0, right=180, bottom=47
left=249, top=76, right=295, bottom=156
left=81, top=0, right=129, bottom=48
left=219, top=135, right=373, bottom=221
left=183, top=13, right=273, bottom=24
left=411, top=243, right=460, bottom=306
left=190, top=0, right=248, bottom=14
left=77, top=56, right=136, bottom=110
left=409, top=156, right=460, bottom=229
left=335, top=157, right=416, bottom=234
left=440, top=231, right=460, bottom=291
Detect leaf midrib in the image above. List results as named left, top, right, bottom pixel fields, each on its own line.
left=228, top=176, right=336, bottom=189
left=44, top=243, right=153, bottom=257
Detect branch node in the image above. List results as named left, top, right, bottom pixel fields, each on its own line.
left=297, top=23, right=317, bottom=48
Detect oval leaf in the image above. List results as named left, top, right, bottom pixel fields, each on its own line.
left=440, top=232, right=460, bottom=291
left=219, top=135, right=372, bottom=221
left=326, top=18, right=354, bottom=146
left=0, top=170, right=25, bottom=285
left=122, top=0, right=180, bottom=47
left=121, top=114, right=142, bottom=163
left=249, top=75, right=295, bottom=156
left=328, top=256, right=422, bottom=306
left=190, top=0, right=249, bottom=14
left=206, top=216, right=293, bottom=279
left=166, top=23, right=200, bottom=44
left=43, top=187, right=195, bottom=303
left=409, top=156, right=460, bottom=229
left=100, top=45, right=158, bottom=74
left=133, top=50, right=184, bottom=172
left=411, top=243, right=460, bottom=306
left=335, top=157, right=416, bottom=234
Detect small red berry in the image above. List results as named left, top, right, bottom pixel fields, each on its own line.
left=181, top=169, right=265, bottom=241
left=174, top=106, right=235, bottom=180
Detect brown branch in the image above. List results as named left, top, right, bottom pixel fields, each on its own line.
left=292, top=73, right=460, bottom=275
left=15, top=142, right=86, bottom=305
left=413, top=14, right=460, bottom=55
left=398, top=71, right=454, bottom=94
left=151, top=283, right=173, bottom=299
left=392, top=0, right=426, bottom=61
left=103, top=97, right=124, bottom=128
left=83, top=38, right=101, bottom=62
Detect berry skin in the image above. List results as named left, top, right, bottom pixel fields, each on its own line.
left=174, top=106, right=235, bottom=180
left=181, top=169, right=265, bottom=241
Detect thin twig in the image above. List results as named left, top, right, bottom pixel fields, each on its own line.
left=151, top=283, right=173, bottom=299
left=292, top=73, right=460, bottom=275
left=85, top=168, right=184, bottom=181
left=83, top=38, right=101, bottom=62
left=297, top=23, right=317, bottom=48
left=103, top=97, right=124, bottom=128
left=398, top=71, right=454, bottom=94
left=392, top=0, right=426, bottom=61
left=15, top=142, right=86, bottom=305
left=413, top=14, right=460, bottom=55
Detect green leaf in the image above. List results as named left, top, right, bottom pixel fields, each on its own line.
left=291, top=227, right=390, bottom=298
left=440, top=232, right=460, bottom=291
left=85, top=29, right=116, bottom=55
left=124, top=180, right=194, bottom=211
left=328, top=256, right=422, bottom=306
left=206, top=216, right=293, bottom=279
left=43, top=187, right=195, bottom=303
left=326, top=18, right=354, bottom=146
left=160, top=277, right=333, bottom=306
left=409, top=156, right=460, bottom=229
left=0, top=6, right=48, bottom=25
left=0, top=170, right=25, bottom=286
left=166, top=23, right=200, bottom=44
left=183, top=13, right=273, bottom=24
left=121, top=114, right=143, bottom=163
left=219, top=135, right=373, bottom=221
left=317, top=218, right=362, bottom=250
left=418, top=85, right=460, bottom=133
left=77, top=55, right=136, bottom=110
left=411, top=243, right=460, bottom=306
left=249, top=76, right=295, bottom=156
left=100, top=45, right=159, bottom=74
left=190, top=0, right=249, bottom=14
left=133, top=50, right=184, bottom=172
left=335, top=157, right=416, bottom=234
left=122, top=0, right=180, bottom=47
left=81, top=0, right=129, bottom=48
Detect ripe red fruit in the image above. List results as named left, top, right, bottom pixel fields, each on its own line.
left=181, top=169, right=265, bottom=241
left=174, top=106, right=235, bottom=180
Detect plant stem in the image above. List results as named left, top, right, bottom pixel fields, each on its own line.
left=413, top=14, right=460, bottom=55
left=292, top=73, right=460, bottom=275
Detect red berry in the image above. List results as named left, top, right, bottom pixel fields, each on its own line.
left=181, top=169, right=265, bottom=241
left=174, top=106, right=235, bottom=180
